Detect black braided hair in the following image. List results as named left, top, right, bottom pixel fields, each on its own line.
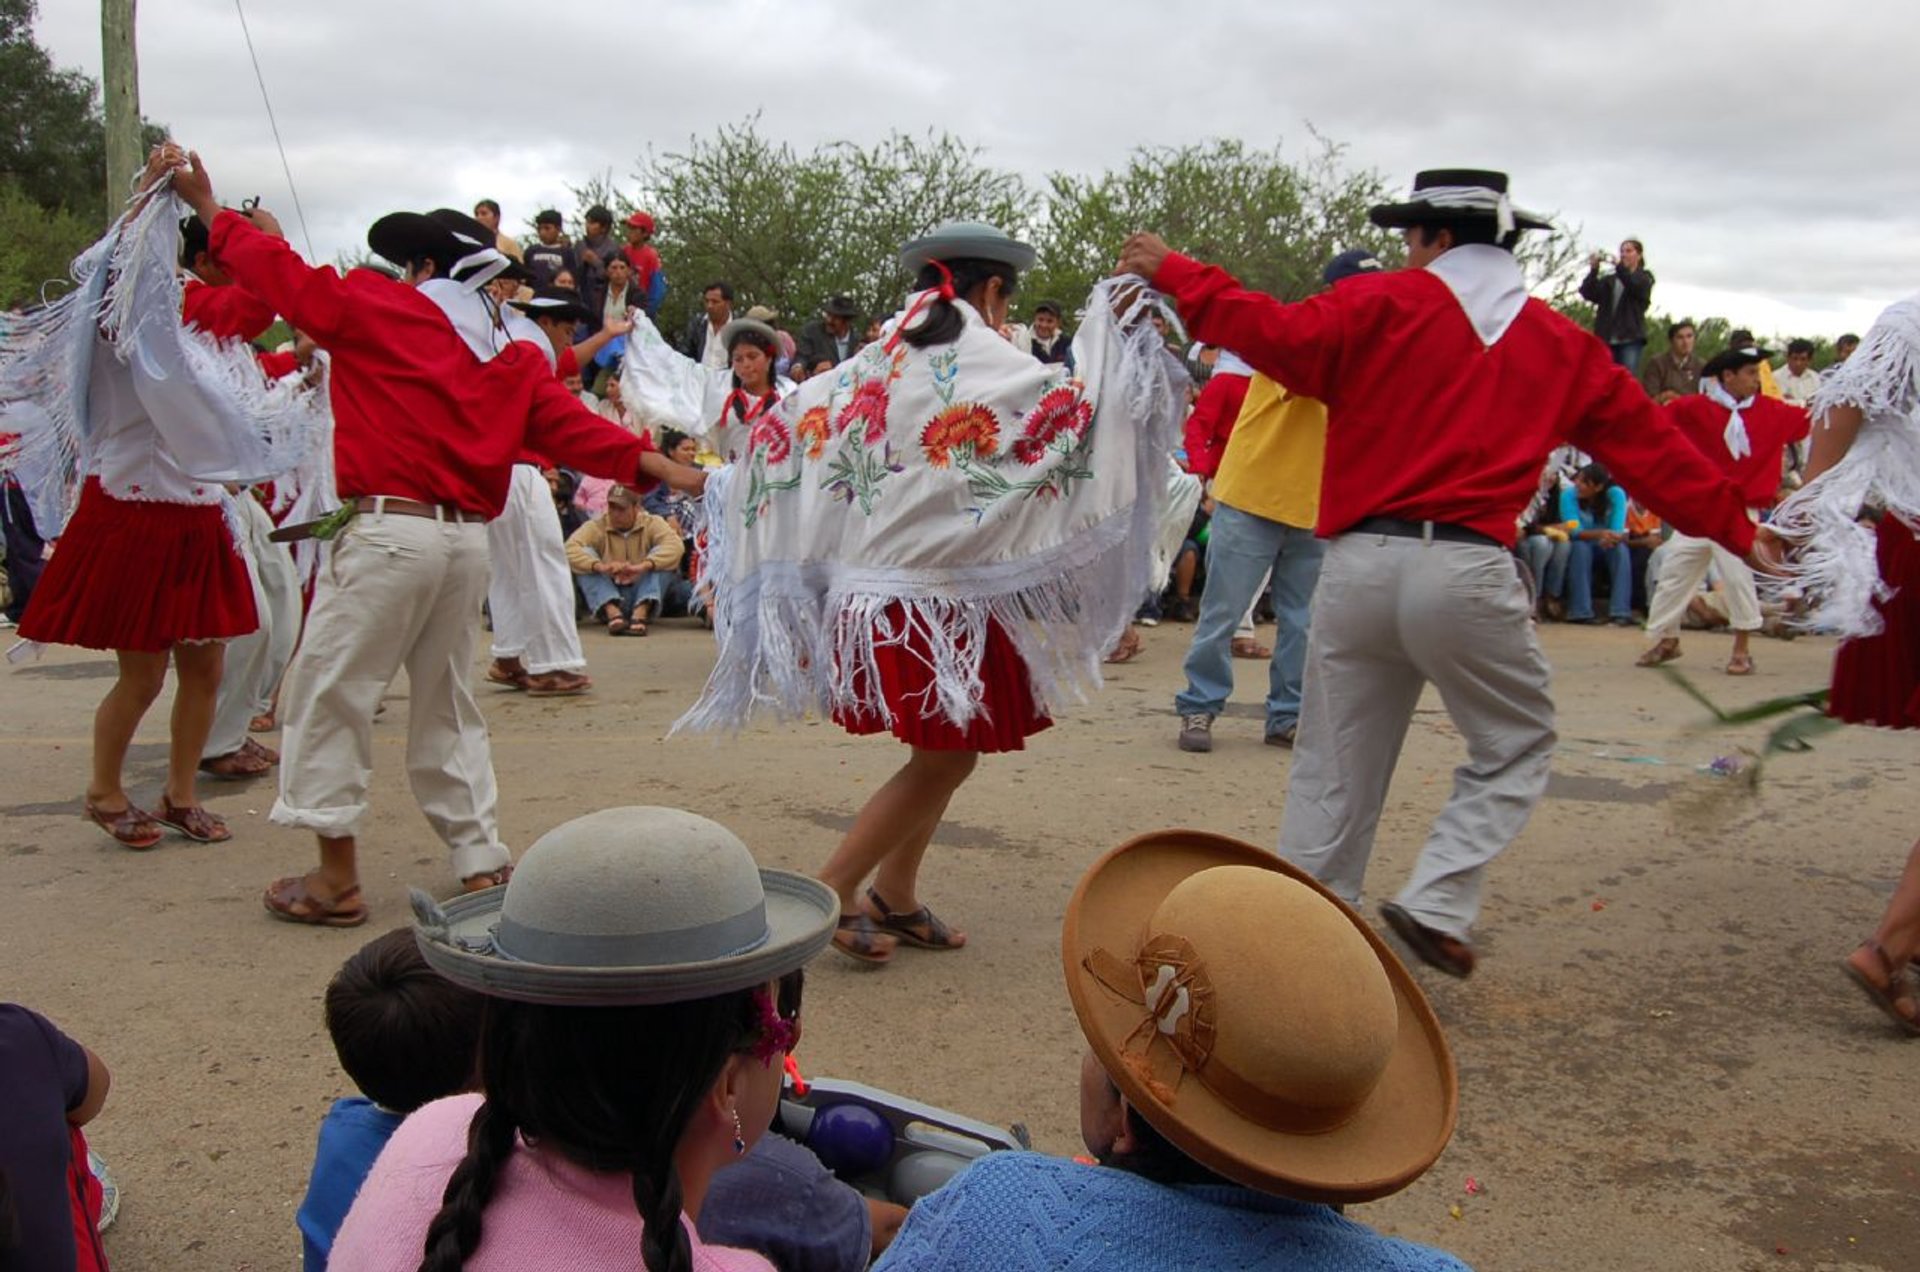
left=415, top=1096, right=518, bottom=1272
left=903, top=257, right=1019, bottom=349
left=407, top=971, right=804, bottom=1272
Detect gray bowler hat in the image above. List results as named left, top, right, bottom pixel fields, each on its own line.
left=409, top=807, right=837, bottom=1006
left=718, top=317, right=781, bottom=351
left=899, top=220, right=1036, bottom=274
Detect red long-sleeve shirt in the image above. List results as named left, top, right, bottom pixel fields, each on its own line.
left=1151, top=252, right=1756, bottom=555
left=1664, top=394, right=1809, bottom=507
left=182, top=276, right=277, bottom=342
left=209, top=211, right=651, bottom=516
left=1182, top=371, right=1251, bottom=479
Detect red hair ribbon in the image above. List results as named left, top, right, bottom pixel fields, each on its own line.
left=884, top=258, right=957, bottom=353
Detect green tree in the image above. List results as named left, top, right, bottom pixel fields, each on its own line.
left=0, top=0, right=109, bottom=223
left=0, top=180, right=95, bottom=308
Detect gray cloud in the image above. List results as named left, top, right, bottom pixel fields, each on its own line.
left=37, top=0, right=1919, bottom=332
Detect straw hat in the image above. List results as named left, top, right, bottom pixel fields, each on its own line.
left=1063, top=830, right=1457, bottom=1203
left=411, top=808, right=837, bottom=1006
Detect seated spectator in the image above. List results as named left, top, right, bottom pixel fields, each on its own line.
left=1624, top=498, right=1664, bottom=614
left=566, top=484, right=685, bottom=635
left=1777, top=337, right=1821, bottom=410
left=298, top=930, right=486, bottom=1272
left=643, top=429, right=701, bottom=539
left=1639, top=318, right=1703, bottom=405
left=700, top=1128, right=907, bottom=1270
left=1559, top=462, right=1634, bottom=625
left=524, top=210, right=577, bottom=288
left=872, top=831, right=1468, bottom=1271
left=1518, top=468, right=1573, bottom=618
left=329, top=808, right=833, bottom=1272
left=0, top=1004, right=112, bottom=1272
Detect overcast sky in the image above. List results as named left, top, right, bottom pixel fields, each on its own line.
left=38, top=0, right=1920, bottom=337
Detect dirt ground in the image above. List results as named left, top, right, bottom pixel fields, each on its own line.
left=2, top=616, right=1914, bottom=1271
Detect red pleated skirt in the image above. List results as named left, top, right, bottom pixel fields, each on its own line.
left=832, top=604, right=1053, bottom=752
left=18, top=478, right=258, bottom=653
left=1829, top=516, right=1920, bottom=729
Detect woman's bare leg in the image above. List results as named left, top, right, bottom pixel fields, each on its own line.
left=88, top=650, right=169, bottom=809
left=166, top=642, right=225, bottom=808
left=820, top=748, right=979, bottom=917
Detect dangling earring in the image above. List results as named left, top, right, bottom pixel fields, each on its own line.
left=730, top=1108, right=746, bottom=1156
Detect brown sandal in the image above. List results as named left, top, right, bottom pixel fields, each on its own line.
left=831, top=912, right=897, bottom=964
left=1842, top=941, right=1920, bottom=1036
left=1104, top=627, right=1143, bottom=665
left=199, top=748, right=273, bottom=780
left=1380, top=902, right=1475, bottom=978
left=242, top=736, right=279, bottom=765
left=154, top=797, right=232, bottom=843
left=461, top=864, right=515, bottom=893
left=83, top=799, right=163, bottom=850
left=263, top=873, right=368, bottom=927
left=1230, top=637, right=1272, bottom=660
left=1725, top=652, right=1755, bottom=676
left=524, top=671, right=592, bottom=697
left=248, top=711, right=276, bottom=733
left=486, top=663, right=532, bottom=691
left=1636, top=638, right=1681, bottom=668
left=864, top=887, right=967, bottom=951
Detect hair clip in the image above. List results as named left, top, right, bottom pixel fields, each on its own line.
left=751, top=985, right=799, bottom=1066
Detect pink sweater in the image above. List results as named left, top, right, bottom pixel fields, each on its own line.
left=329, top=1094, right=774, bottom=1272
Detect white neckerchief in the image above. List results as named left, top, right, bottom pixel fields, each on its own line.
left=1212, top=349, right=1253, bottom=378
left=417, top=279, right=554, bottom=368
left=1701, top=378, right=1754, bottom=460
left=1423, top=244, right=1528, bottom=347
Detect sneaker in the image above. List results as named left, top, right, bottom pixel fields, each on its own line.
left=1265, top=723, right=1297, bottom=748
left=1177, top=713, right=1214, bottom=753
left=1137, top=615, right=1160, bottom=628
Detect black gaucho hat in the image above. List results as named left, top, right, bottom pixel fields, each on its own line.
left=1367, top=170, right=1554, bottom=235
left=511, top=287, right=595, bottom=327
left=368, top=208, right=528, bottom=282
left=1700, top=345, right=1772, bottom=380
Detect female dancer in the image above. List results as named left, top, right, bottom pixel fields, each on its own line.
left=657, top=223, right=1180, bottom=964
left=1761, top=293, right=1920, bottom=1033
left=623, top=315, right=793, bottom=458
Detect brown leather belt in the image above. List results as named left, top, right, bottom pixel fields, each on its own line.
left=351, top=496, right=487, bottom=524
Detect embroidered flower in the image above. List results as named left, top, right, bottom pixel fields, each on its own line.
left=749, top=415, right=792, bottom=465
left=794, top=406, right=832, bottom=461
left=920, top=403, right=1001, bottom=468
left=835, top=380, right=891, bottom=443
left=1011, top=387, right=1094, bottom=465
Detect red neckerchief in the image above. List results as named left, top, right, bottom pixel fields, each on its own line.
left=721, top=387, right=778, bottom=431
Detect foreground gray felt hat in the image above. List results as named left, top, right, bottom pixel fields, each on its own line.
left=410, top=807, right=837, bottom=1006
left=899, top=220, right=1037, bottom=274
left=718, top=317, right=781, bottom=352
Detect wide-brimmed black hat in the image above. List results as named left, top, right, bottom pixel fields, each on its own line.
left=1367, top=169, right=1553, bottom=236
left=1701, top=344, right=1772, bottom=379
left=823, top=295, right=860, bottom=318
left=368, top=207, right=522, bottom=282
left=511, top=287, right=594, bottom=327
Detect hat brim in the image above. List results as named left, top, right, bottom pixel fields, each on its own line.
left=899, top=231, right=1036, bottom=275
left=512, top=298, right=594, bottom=326
left=1700, top=348, right=1773, bottom=378
left=367, top=211, right=456, bottom=269
left=1063, top=830, right=1457, bottom=1204
left=1367, top=201, right=1553, bottom=233
left=417, top=869, right=838, bottom=1006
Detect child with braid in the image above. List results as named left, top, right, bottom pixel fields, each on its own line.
left=327, top=806, right=832, bottom=1272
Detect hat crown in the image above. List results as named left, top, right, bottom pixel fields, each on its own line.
left=1148, top=866, right=1397, bottom=1120
left=1411, top=168, right=1511, bottom=196
left=495, top=808, right=770, bottom=968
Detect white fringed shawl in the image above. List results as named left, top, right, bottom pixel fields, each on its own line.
left=0, top=185, right=329, bottom=536
left=1767, top=293, right=1920, bottom=638
left=675, top=279, right=1183, bottom=735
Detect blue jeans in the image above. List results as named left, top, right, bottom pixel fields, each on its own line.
left=1566, top=538, right=1631, bottom=619
left=1518, top=534, right=1569, bottom=602
left=577, top=569, right=666, bottom=618
left=1174, top=503, right=1325, bottom=732
left=1608, top=340, right=1645, bottom=373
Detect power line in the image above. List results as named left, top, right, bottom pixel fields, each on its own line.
left=232, top=0, right=315, bottom=259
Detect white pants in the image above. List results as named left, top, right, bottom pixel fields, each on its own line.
left=1233, top=569, right=1272, bottom=640
left=270, top=510, right=508, bottom=881
left=1645, top=531, right=1761, bottom=640
left=1279, top=534, right=1557, bottom=941
left=486, top=465, right=584, bottom=674
left=204, top=497, right=301, bottom=759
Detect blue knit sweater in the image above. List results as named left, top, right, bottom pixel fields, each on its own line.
left=872, top=1152, right=1471, bottom=1271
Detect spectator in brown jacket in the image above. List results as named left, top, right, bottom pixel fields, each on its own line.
left=1639, top=319, right=1704, bottom=404
left=565, top=484, right=685, bottom=635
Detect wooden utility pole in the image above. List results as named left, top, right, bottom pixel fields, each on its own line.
left=101, top=0, right=142, bottom=208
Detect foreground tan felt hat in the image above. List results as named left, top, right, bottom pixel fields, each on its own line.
left=1063, top=829, right=1457, bottom=1203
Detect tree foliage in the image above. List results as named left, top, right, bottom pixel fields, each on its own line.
left=0, top=180, right=95, bottom=308
left=0, top=0, right=109, bottom=224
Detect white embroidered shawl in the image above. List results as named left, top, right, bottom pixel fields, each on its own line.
left=674, top=279, right=1183, bottom=734
left=0, top=185, right=329, bottom=535
left=620, top=324, right=794, bottom=453
left=1768, top=292, right=1920, bottom=638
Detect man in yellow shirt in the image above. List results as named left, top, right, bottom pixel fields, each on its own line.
left=1176, top=250, right=1382, bottom=752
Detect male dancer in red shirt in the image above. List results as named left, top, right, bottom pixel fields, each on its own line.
left=1639, top=343, right=1808, bottom=674
left=1120, top=169, right=1761, bottom=977
left=167, top=145, right=705, bottom=927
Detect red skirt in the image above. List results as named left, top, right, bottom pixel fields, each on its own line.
left=832, top=605, right=1053, bottom=752
left=1830, top=516, right=1920, bottom=729
left=18, top=478, right=258, bottom=653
